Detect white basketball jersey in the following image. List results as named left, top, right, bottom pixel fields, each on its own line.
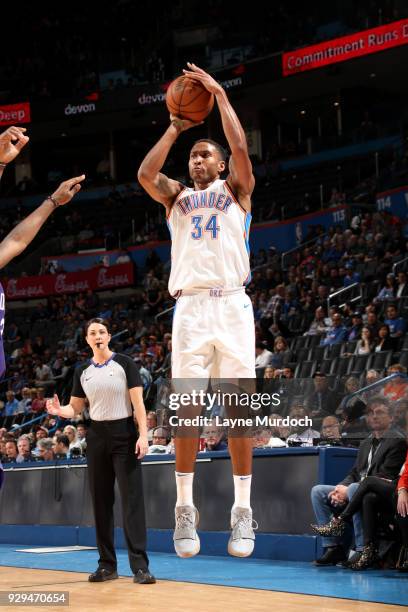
left=167, top=179, right=251, bottom=296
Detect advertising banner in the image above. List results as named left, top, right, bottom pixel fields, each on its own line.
left=0, top=102, right=31, bottom=126
left=376, top=184, right=408, bottom=219
left=283, top=18, right=408, bottom=76
left=1, top=263, right=134, bottom=300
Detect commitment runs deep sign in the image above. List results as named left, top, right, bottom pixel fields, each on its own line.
left=283, top=18, right=408, bottom=76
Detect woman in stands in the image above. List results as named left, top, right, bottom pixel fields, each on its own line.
left=270, top=336, right=293, bottom=369
left=374, top=324, right=396, bottom=353
left=374, top=273, right=396, bottom=303
left=354, top=326, right=375, bottom=355
left=312, top=451, right=408, bottom=571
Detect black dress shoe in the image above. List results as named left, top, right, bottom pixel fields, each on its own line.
left=133, top=569, right=156, bottom=584
left=336, top=550, right=362, bottom=569
left=396, top=545, right=408, bottom=572
left=314, top=546, right=346, bottom=566
left=88, top=568, right=118, bottom=582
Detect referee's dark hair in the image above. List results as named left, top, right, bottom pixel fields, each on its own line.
left=85, top=317, right=111, bottom=335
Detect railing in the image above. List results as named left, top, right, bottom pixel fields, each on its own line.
left=155, top=305, right=175, bottom=321
left=393, top=256, right=408, bottom=274
left=281, top=233, right=328, bottom=271
left=347, top=372, right=407, bottom=401
left=327, top=282, right=362, bottom=311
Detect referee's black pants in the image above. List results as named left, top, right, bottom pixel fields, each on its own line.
left=87, top=417, right=149, bottom=573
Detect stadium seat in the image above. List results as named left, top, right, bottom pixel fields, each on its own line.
left=308, top=345, right=327, bottom=363
left=295, top=347, right=310, bottom=363
left=342, top=340, right=357, bottom=355
left=347, top=354, right=370, bottom=375
left=326, top=343, right=343, bottom=359
left=399, top=350, right=408, bottom=368
left=319, top=358, right=334, bottom=375
left=368, top=351, right=393, bottom=371
left=294, top=360, right=317, bottom=379
left=307, top=335, right=323, bottom=349
left=290, top=336, right=309, bottom=352
left=330, top=356, right=350, bottom=376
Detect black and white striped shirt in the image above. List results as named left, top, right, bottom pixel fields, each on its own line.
left=71, top=353, right=142, bottom=421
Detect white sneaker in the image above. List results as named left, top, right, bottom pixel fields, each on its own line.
left=228, top=506, right=257, bottom=558
left=173, top=505, right=200, bottom=558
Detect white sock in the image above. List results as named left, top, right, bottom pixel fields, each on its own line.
left=175, top=472, right=194, bottom=507
left=233, top=474, right=252, bottom=510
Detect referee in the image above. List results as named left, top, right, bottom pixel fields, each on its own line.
left=46, top=318, right=155, bottom=584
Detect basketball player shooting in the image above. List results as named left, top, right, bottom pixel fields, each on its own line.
left=138, top=63, right=257, bottom=558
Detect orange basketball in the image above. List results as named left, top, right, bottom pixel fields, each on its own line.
left=166, top=76, right=214, bottom=122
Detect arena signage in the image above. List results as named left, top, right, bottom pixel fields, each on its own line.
left=64, top=102, right=96, bottom=116
left=2, top=262, right=133, bottom=300
left=283, top=18, right=408, bottom=76
left=0, top=102, right=31, bottom=126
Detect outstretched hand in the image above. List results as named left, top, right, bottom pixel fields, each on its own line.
left=46, top=394, right=62, bottom=416
left=51, top=175, right=86, bottom=206
left=182, top=62, right=223, bottom=96
left=0, top=126, right=29, bottom=164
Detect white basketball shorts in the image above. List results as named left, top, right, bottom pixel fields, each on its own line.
left=171, top=287, right=255, bottom=378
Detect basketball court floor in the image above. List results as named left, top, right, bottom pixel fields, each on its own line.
left=0, top=544, right=406, bottom=611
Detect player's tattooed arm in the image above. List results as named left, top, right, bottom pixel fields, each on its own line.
left=138, top=123, right=186, bottom=209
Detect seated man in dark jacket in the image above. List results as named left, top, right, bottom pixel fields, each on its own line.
left=310, top=396, right=406, bottom=566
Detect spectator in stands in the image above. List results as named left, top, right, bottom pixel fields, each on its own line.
left=31, top=388, right=47, bottom=414
left=311, top=396, right=407, bottom=567
left=255, top=341, right=273, bottom=369
left=34, top=357, right=54, bottom=390
left=32, top=335, right=48, bottom=357
left=354, top=327, right=375, bottom=355
left=382, top=364, right=408, bottom=402
left=343, top=262, right=361, bottom=287
left=286, top=405, right=319, bottom=446
left=63, top=425, right=84, bottom=456
left=16, top=387, right=31, bottom=414
left=202, top=421, right=228, bottom=451
left=304, top=306, right=327, bottom=336
left=319, top=415, right=342, bottom=443
left=76, top=423, right=87, bottom=452
left=52, top=434, right=70, bottom=459
left=305, top=372, right=339, bottom=418
left=16, top=435, right=34, bottom=463
left=37, top=438, right=55, bottom=461
left=146, top=411, right=158, bottom=443
left=252, top=428, right=272, bottom=449
left=373, top=323, right=396, bottom=353
left=365, top=310, right=381, bottom=338
left=147, top=427, right=171, bottom=454
left=270, top=336, right=292, bottom=369
left=347, top=312, right=364, bottom=342
left=384, top=303, right=406, bottom=339
left=4, top=390, right=19, bottom=416
left=319, top=313, right=348, bottom=347
left=3, top=440, right=18, bottom=463
left=263, top=366, right=275, bottom=379
left=396, top=271, right=408, bottom=299
left=273, top=366, right=294, bottom=379
left=374, top=273, right=396, bottom=303
left=134, top=356, right=153, bottom=390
